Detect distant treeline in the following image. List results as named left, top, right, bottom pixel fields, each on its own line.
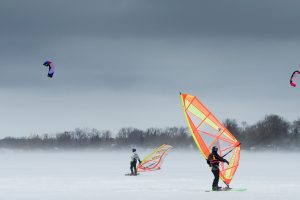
left=0, top=114, right=299, bottom=151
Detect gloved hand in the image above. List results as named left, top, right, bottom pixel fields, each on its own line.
left=206, top=159, right=211, bottom=167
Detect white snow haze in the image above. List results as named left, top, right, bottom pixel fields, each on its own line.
left=0, top=150, right=299, bottom=200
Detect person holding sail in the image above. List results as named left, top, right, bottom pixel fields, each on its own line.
left=207, top=146, right=230, bottom=191
left=130, top=148, right=142, bottom=175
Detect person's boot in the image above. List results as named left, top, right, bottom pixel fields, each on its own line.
left=212, top=186, right=222, bottom=191
left=224, top=185, right=231, bottom=191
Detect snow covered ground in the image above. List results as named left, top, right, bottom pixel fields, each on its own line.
left=0, top=150, right=299, bottom=200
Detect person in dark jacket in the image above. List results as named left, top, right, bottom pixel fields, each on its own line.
left=130, top=148, right=142, bottom=175
left=207, top=146, right=229, bottom=191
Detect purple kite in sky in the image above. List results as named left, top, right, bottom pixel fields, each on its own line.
left=43, top=61, right=55, bottom=78
left=290, top=70, right=300, bottom=87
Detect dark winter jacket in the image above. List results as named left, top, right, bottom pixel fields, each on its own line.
left=207, top=151, right=228, bottom=171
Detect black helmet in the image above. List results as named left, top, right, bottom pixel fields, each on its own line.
left=132, top=148, right=136, bottom=152
left=212, top=146, right=218, bottom=152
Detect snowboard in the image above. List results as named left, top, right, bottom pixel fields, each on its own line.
left=124, top=173, right=140, bottom=176
left=205, top=188, right=247, bottom=192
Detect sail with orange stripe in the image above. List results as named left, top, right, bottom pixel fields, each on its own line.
left=137, top=144, right=173, bottom=172
left=180, top=93, right=240, bottom=186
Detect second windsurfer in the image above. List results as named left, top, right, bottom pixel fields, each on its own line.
left=130, top=148, right=142, bottom=175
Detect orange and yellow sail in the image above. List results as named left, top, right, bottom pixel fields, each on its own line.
left=137, top=144, right=173, bottom=172
left=180, top=93, right=240, bottom=186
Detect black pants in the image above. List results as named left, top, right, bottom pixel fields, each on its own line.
left=212, top=169, right=220, bottom=188
left=130, top=161, right=137, bottom=174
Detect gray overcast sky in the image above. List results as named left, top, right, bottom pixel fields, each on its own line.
left=0, top=0, right=299, bottom=137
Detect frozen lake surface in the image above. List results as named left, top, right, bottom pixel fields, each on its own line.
left=0, top=150, right=299, bottom=200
